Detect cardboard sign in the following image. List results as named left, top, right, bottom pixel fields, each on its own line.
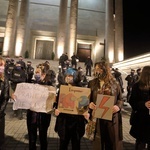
left=13, top=83, right=56, bottom=113
left=58, top=85, right=91, bottom=115
left=94, top=94, right=115, bottom=120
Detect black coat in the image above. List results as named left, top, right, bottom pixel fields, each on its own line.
left=0, top=78, right=9, bottom=119
left=129, top=82, right=150, bottom=143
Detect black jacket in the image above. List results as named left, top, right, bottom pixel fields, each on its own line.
left=129, top=82, right=150, bottom=142
left=9, top=67, right=26, bottom=91
left=0, top=78, right=9, bottom=119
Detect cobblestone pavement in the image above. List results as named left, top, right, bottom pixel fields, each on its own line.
left=3, top=102, right=135, bottom=150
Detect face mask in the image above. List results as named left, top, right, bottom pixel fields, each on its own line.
left=16, top=66, right=21, bottom=70
left=65, top=75, right=73, bottom=84
left=27, top=64, right=31, bottom=67
left=95, top=66, right=106, bottom=80
left=34, top=74, right=41, bottom=81
left=0, top=66, right=4, bottom=73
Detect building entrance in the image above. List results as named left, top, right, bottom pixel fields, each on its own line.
left=35, top=40, right=53, bottom=60
left=77, top=43, right=91, bottom=62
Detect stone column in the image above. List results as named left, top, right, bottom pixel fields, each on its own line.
left=2, top=0, right=19, bottom=56
left=115, top=0, right=124, bottom=62
left=15, top=0, right=29, bottom=57
left=56, top=0, right=68, bottom=59
left=68, top=0, right=78, bottom=59
left=105, top=0, right=115, bottom=63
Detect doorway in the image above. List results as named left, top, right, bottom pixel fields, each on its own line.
left=35, top=40, right=54, bottom=60
left=77, top=43, right=91, bottom=62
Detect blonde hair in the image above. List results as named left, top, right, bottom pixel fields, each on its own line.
left=0, top=57, right=5, bottom=66
left=0, top=57, right=5, bottom=81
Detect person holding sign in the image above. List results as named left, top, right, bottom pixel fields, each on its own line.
left=0, top=57, right=9, bottom=150
left=26, top=64, right=56, bottom=150
left=88, top=60, right=123, bottom=150
left=54, top=67, right=89, bottom=150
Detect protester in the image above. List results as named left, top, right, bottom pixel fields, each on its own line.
left=0, top=57, right=9, bottom=150
left=74, top=67, right=88, bottom=87
left=88, top=61, right=123, bottom=150
left=54, top=67, right=89, bottom=150
left=129, top=66, right=150, bottom=150
left=26, top=64, right=56, bottom=150
left=125, top=69, right=136, bottom=102
left=84, top=56, right=93, bottom=76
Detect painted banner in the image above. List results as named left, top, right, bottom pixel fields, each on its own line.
left=58, top=85, right=91, bottom=115
left=94, top=94, right=115, bottom=120
left=13, top=83, right=56, bottom=113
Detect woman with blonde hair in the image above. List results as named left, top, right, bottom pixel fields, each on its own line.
left=129, top=66, right=150, bottom=150
left=0, top=57, right=9, bottom=149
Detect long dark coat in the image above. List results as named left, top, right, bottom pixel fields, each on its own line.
left=88, top=78, right=123, bottom=150
left=129, top=82, right=150, bottom=143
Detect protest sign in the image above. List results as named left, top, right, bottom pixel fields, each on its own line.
left=94, top=94, right=115, bottom=121
left=58, top=85, right=91, bottom=115
left=13, top=83, right=56, bottom=113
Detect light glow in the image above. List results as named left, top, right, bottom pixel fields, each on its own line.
left=113, top=53, right=150, bottom=69
left=118, top=51, right=123, bottom=61
left=3, top=37, right=9, bottom=56
left=57, top=45, right=64, bottom=58
left=15, top=40, right=22, bottom=57
left=108, top=50, right=114, bottom=63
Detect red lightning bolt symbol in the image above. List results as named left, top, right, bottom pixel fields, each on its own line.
left=99, top=96, right=110, bottom=118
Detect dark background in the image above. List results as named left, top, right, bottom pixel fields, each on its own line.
left=123, top=0, right=150, bottom=59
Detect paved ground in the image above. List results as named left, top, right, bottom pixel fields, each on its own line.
left=3, top=101, right=135, bottom=150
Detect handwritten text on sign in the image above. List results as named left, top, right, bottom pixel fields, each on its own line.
left=13, top=83, right=56, bottom=113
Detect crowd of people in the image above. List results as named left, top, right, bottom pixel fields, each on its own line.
left=0, top=54, right=149, bottom=150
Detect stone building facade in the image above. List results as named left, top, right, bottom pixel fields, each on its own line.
left=0, top=0, right=123, bottom=63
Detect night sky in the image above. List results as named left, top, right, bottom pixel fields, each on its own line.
left=123, top=0, right=150, bottom=59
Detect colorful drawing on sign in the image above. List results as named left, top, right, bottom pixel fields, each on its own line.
left=59, top=93, right=76, bottom=110
left=77, top=96, right=89, bottom=113
left=58, top=85, right=91, bottom=115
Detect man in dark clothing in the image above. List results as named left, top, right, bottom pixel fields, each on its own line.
left=26, top=61, right=34, bottom=83
left=5, top=59, right=15, bottom=80
left=134, top=68, right=141, bottom=82
left=125, top=69, right=136, bottom=102
left=71, top=53, right=78, bottom=69
left=64, top=53, right=70, bottom=69
left=64, top=53, right=68, bottom=62
left=9, top=62, right=27, bottom=119
left=17, top=56, right=26, bottom=70
left=85, top=56, right=93, bottom=76
left=59, top=54, right=66, bottom=73
left=112, top=68, right=124, bottom=93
